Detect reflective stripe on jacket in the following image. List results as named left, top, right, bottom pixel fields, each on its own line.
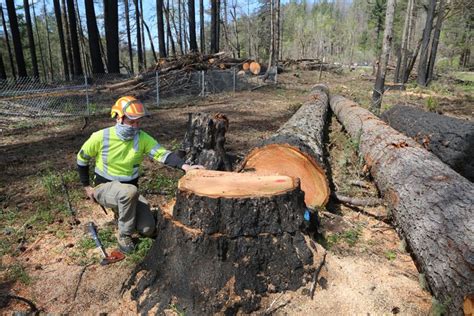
left=77, top=126, right=170, bottom=182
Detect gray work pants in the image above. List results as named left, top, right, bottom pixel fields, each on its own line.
left=93, top=181, right=155, bottom=237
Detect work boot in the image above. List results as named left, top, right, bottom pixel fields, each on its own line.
left=117, top=234, right=135, bottom=254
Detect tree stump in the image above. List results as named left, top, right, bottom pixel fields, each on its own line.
left=181, top=112, right=232, bottom=171
left=125, top=170, right=325, bottom=315
left=330, top=95, right=474, bottom=315
left=240, top=84, right=331, bottom=208
left=381, top=104, right=474, bottom=181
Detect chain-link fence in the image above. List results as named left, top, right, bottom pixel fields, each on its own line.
left=0, top=68, right=268, bottom=119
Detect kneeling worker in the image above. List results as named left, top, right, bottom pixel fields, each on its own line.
left=76, top=96, right=203, bottom=253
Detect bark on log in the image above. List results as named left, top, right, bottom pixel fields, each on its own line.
left=330, top=95, right=474, bottom=315
left=124, top=170, right=325, bottom=314
left=381, top=104, right=474, bottom=181
left=181, top=112, right=232, bottom=171
left=240, top=84, right=330, bottom=208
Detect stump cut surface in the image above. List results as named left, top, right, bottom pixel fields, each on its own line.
left=179, top=169, right=299, bottom=198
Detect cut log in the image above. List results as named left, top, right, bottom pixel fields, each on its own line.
left=125, top=170, right=325, bottom=314
left=330, top=95, right=474, bottom=315
left=240, top=84, right=330, bottom=208
left=249, top=62, right=261, bottom=75
left=381, top=104, right=474, bottom=181
left=242, top=62, right=250, bottom=71
left=181, top=112, right=232, bottom=171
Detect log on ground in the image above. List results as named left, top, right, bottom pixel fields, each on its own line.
left=125, top=170, right=324, bottom=314
left=381, top=104, right=474, bottom=181
left=240, top=84, right=331, bottom=208
left=330, top=95, right=474, bottom=315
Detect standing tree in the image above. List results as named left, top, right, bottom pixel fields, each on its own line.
left=188, top=0, right=198, bottom=52
left=62, top=0, right=74, bottom=76
left=1, top=3, right=16, bottom=78
left=104, top=0, right=119, bottom=73
left=199, top=0, right=204, bottom=52
left=124, top=0, right=134, bottom=73
left=0, top=54, right=6, bottom=79
left=157, top=0, right=167, bottom=57
left=85, top=0, right=105, bottom=74
left=165, top=0, right=176, bottom=56
left=43, top=0, right=55, bottom=78
left=5, top=0, right=27, bottom=77
left=370, top=0, right=396, bottom=114
left=23, top=0, right=40, bottom=78
left=426, top=0, right=445, bottom=85
left=32, top=1, right=47, bottom=79
left=210, top=0, right=220, bottom=53
left=66, top=0, right=83, bottom=76
left=417, top=0, right=436, bottom=86
left=266, top=0, right=275, bottom=76
left=134, top=0, right=144, bottom=71
left=53, top=0, right=70, bottom=79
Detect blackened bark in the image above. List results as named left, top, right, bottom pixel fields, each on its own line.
left=5, top=0, right=27, bottom=77
left=156, top=0, right=167, bottom=57
left=210, top=0, right=219, bottom=53
left=133, top=0, right=143, bottom=71
left=0, top=4, right=16, bottom=78
left=426, top=0, right=445, bottom=85
left=181, top=113, right=232, bottom=171
left=23, top=0, right=39, bottom=78
left=199, top=0, right=204, bottom=52
left=0, top=54, right=6, bottom=79
left=66, top=0, right=83, bottom=76
left=104, top=0, right=119, bottom=73
left=331, top=95, right=474, bottom=315
left=85, top=0, right=105, bottom=74
left=417, top=0, right=436, bottom=86
left=124, top=0, right=134, bottom=73
left=188, top=0, right=198, bottom=52
left=164, top=0, right=176, bottom=56
left=62, top=0, right=74, bottom=77
left=381, top=105, right=474, bottom=181
left=53, top=0, right=69, bottom=79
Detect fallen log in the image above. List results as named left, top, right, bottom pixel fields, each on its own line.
left=240, top=84, right=330, bottom=208
left=381, top=104, right=474, bottom=181
left=330, top=95, right=474, bottom=315
left=124, top=170, right=325, bottom=314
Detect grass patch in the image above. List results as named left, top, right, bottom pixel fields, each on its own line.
left=7, top=263, right=31, bottom=285
left=127, top=237, right=153, bottom=264
left=384, top=250, right=397, bottom=261
left=323, top=226, right=362, bottom=249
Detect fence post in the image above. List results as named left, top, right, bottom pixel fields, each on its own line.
left=201, top=70, right=205, bottom=97
left=156, top=70, right=160, bottom=107
left=84, top=74, right=90, bottom=116
left=233, top=68, right=236, bottom=93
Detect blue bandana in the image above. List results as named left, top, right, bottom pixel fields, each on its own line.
left=116, top=123, right=139, bottom=141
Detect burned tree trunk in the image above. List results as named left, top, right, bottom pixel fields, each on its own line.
left=240, top=84, right=330, bottom=208
left=330, top=95, right=474, bottom=315
left=381, top=105, right=474, bottom=181
left=181, top=112, right=232, bottom=171
left=125, top=170, right=325, bottom=314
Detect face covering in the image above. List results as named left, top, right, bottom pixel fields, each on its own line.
left=116, top=122, right=139, bottom=141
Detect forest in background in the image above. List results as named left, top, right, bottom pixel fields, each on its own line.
left=0, top=0, right=472, bottom=85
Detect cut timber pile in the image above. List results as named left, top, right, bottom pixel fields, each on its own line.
left=330, top=95, right=474, bottom=315
left=241, top=84, right=330, bottom=207
left=125, top=170, right=325, bottom=314
left=381, top=104, right=474, bottom=181
left=280, top=58, right=342, bottom=73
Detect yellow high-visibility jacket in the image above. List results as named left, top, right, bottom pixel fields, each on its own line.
left=77, top=126, right=170, bottom=183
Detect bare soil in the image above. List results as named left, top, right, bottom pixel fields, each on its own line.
left=2, top=69, right=470, bottom=315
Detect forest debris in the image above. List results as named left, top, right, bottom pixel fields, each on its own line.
left=310, top=251, right=327, bottom=299
left=332, top=192, right=383, bottom=207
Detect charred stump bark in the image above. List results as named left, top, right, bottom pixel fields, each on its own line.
left=330, top=95, right=474, bottom=315
left=181, top=112, right=232, bottom=171
left=381, top=104, right=474, bottom=181
left=125, top=170, right=324, bottom=314
left=240, top=84, right=330, bottom=208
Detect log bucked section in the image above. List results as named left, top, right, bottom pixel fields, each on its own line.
left=125, top=170, right=323, bottom=314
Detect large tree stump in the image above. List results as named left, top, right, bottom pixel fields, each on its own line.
left=125, top=170, right=324, bottom=314
left=240, top=84, right=330, bottom=208
left=381, top=104, right=474, bottom=181
left=181, top=112, right=232, bottom=171
left=330, top=95, right=474, bottom=315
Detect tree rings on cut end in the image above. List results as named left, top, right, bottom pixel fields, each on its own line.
left=178, top=169, right=299, bottom=198
left=249, top=62, right=261, bottom=75
left=241, top=144, right=330, bottom=207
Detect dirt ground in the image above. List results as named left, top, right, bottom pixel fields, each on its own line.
left=1, top=69, right=472, bottom=315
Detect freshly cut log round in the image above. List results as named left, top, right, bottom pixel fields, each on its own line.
left=249, top=62, right=261, bottom=75
left=242, top=62, right=250, bottom=71
left=381, top=104, right=474, bottom=181
left=125, top=169, right=325, bottom=314
left=330, top=95, right=474, bottom=315
left=241, top=84, right=330, bottom=207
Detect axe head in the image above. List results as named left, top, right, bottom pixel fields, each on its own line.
left=100, top=250, right=125, bottom=265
